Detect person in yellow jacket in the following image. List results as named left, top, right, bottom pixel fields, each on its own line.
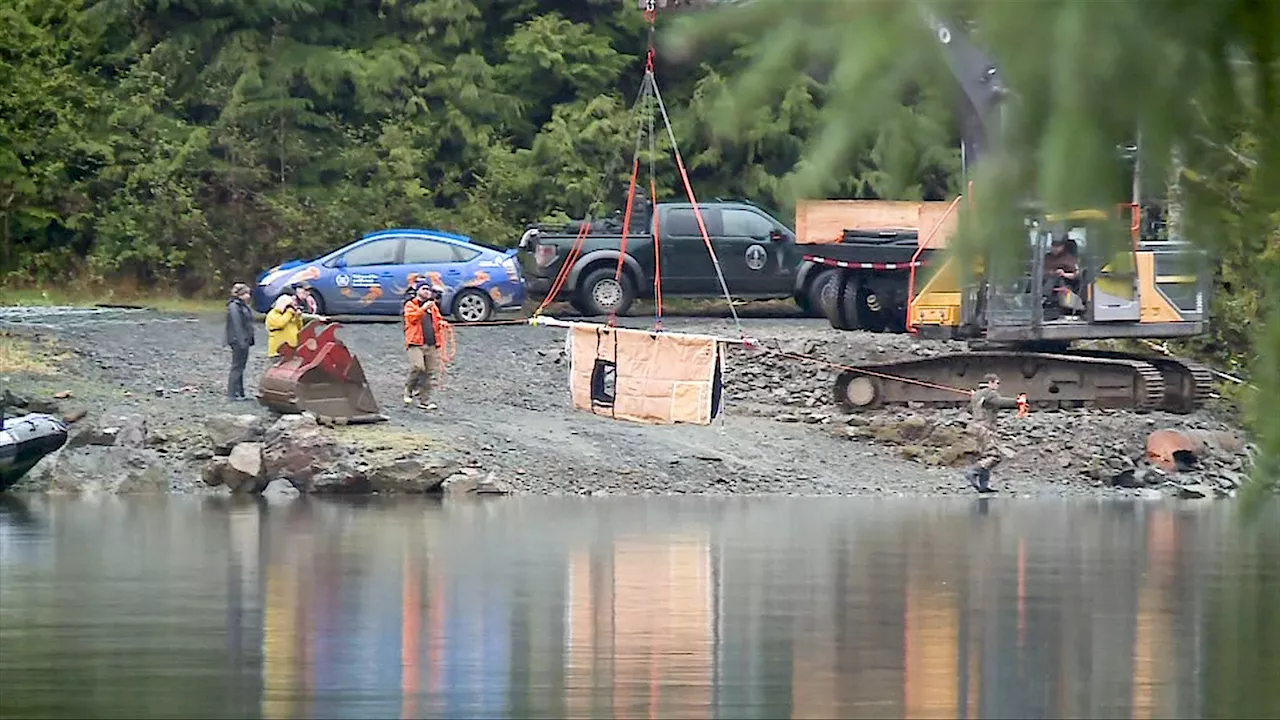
left=265, top=294, right=326, bottom=360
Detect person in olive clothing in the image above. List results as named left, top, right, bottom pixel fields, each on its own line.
left=224, top=283, right=255, bottom=401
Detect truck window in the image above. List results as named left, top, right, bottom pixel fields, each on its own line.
left=665, top=208, right=723, bottom=236
left=722, top=208, right=774, bottom=239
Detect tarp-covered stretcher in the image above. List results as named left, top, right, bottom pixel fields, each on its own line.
left=567, top=324, right=724, bottom=425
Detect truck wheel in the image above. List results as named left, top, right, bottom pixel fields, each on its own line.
left=577, top=268, right=635, bottom=317
left=809, top=269, right=839, bottom=316
left=842, top=275, right=869, bottom=330
left=820, top=272, right=853, bottom=330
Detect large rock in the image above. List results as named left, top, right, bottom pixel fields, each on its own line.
left=206, top=414, right=266, bottom=455
left=367, top=457, right=460, bottom=493
left=67, top=412, right=148, bottom=449
left=441, top=470, right=513, bottom=497
left=21, top=445, right=170, bottom=494
left=225, top=442, right=268, bottom=493
left=262, top=415, right=364, bottom=493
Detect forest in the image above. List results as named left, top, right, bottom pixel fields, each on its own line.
left=0, top=0, right=959, bottom=291
left=2, top=0, right=1277, bottom=470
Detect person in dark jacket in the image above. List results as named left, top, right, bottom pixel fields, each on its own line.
left=225, top=283, right=256, bottom=401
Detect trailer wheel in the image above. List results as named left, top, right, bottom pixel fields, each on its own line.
left=809, top=268, right=839, bottom=316
left=837, top=275, right=867, bottom=330
left=835, top=370, right=881, bottom=411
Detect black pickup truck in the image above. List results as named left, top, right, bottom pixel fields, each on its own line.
left=517, top=201, right=825, bottom=316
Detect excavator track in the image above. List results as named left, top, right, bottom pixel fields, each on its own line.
left=1066, top=350, right=1215, bottom=414
left=833, top=351, right=1166, bottom=413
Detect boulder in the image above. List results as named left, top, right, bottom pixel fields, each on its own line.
left=202, top=457, right=229, bottom=487
left=66, top=413, right=147, bottom=449
left=442, top=471, right=514, bottom=497
left=20, top=446, right=170, bottom=494
left=225, top=442, right=268, bottom=494
left=1176, top=483, right=1217, bottom=500
left=206, top=414, right=265, bottom=455
left=262, top=415, right=363, bottom=493
left=306, top=465, right=371, bottom=494
left=367, top=457, right=460, bottom=493
left=441, top=473, right=479, bottom=496
left=105, top=413, right=147, bottom=448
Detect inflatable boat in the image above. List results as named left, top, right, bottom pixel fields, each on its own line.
left=0, top=411, right=68, bottom=492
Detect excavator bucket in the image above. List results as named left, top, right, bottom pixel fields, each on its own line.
left=257, top=322, right=386, bottom=424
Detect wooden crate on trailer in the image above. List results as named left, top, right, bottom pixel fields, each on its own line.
left=795, top=199, right=960, bottom=247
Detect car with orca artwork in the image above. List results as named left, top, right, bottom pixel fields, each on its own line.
left=253, top=229, right=527, bottom=322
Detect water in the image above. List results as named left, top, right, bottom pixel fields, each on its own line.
left=0, top=495, right=1277, bottom=720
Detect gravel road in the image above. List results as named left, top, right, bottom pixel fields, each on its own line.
left=0, top=304, right=1247, bottom=497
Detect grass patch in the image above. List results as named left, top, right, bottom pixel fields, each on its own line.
left=320, top=425, right=438, bottom=453
left=0, top=333, right=70, bottom=375
left=2, top=286, right=223, bottom=314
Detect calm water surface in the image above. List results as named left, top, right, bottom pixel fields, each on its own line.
left=0, top=495, right=1277, bottom=719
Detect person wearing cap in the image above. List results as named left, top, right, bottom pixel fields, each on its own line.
left=290, top=282, right=327, bottom=319
left=964, top=372, right=1022, bottom=493
left=224, top=282, right=256, bottom=401
left=402, top=282, right=445, bottom=410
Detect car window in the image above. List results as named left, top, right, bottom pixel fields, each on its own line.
left=722, top=208, right=774, bottom=238
left=402, top=238, right=458, bottom=264
left=453, top=245, right=481, bottom=262
left=665, top=208, right=723, bottom=236
left=342, top=238, right=400, bottom=266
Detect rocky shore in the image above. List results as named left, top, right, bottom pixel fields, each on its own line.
left=0, top=306, right=1256, bottom=498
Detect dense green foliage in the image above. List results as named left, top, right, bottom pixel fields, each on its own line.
left=0, top=0, right=958, bottom=293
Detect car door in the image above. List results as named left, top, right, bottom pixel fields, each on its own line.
left=659, top=206, right=723, bottom=293
left=399, top=236, right=464, bottom=300
left=328, top=236, right=404, bottom=314
left=717, top=207, right=795, bottom=295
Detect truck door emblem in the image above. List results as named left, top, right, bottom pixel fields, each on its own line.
left=745, top=244, right=767, bottom=271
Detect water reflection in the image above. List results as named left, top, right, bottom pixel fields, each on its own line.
left=0, top=496, right=1277, bottom=719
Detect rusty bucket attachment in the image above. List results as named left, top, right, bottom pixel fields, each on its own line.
left=257, top=322, right=386, bottom=424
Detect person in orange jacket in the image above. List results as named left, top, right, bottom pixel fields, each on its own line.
left=402, top=282, right=445, bottom=410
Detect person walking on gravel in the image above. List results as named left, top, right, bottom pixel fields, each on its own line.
left=402, top=283, right=445, bottom=410
left=224, top=283, right=255, bottom=401
left=964, top=373, right=1023, bottom=493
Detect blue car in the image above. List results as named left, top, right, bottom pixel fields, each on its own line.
left=253, top=229, right=528, bottom=323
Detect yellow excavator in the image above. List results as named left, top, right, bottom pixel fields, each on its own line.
left=647, top=1, right=1215, bottom=413
left=826, top=9, right=1213, bottom=414
left=838, top=200, right=1213, bottom=413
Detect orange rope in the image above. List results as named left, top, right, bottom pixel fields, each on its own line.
left=650, top=177, right=662, bottom=329
left=433, top=320, right=457, bottom=385
left=534, top=220, right=592, bottom=317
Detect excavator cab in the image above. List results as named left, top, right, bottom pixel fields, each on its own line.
left=257, top=321, right=386, bottom=424
left=972, top=203, right=1208, bottom=343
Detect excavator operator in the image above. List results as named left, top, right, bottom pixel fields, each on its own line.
left=1042, top=234, right=1082, bottom=315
